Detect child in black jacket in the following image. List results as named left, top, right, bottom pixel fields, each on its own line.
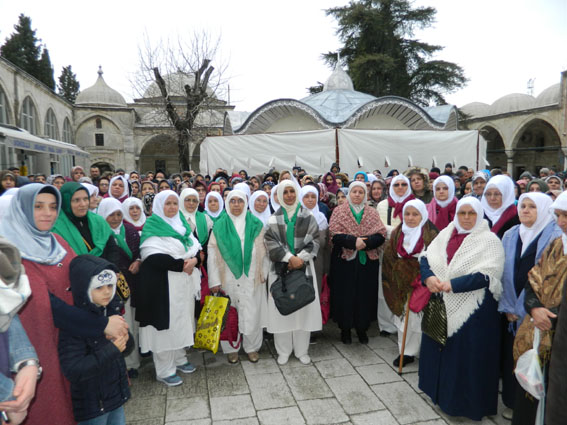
left=58, top=255, right=131, bottom=424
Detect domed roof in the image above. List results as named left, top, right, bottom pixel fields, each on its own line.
left=143, top=71, right=214, bottom=99
left=301, top=89, right=376, bottom=124
left=459, top=102, right=491, bottom=118
left=490, top=93, right=535, bottom=115
left=75, top=67, right=127, bottom=107
left=536, top=83, right=560, bottom=107
left=323, top=65, right=354, bottom=91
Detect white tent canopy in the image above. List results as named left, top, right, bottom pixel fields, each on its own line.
left=199, top=129, right=485, bottom=177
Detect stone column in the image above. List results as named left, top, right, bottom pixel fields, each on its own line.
left=561, top=147, right=567, bottom=172
left=505, top=149, right=515, bottom=177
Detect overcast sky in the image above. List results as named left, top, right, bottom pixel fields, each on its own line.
left=0, top=0, right=565, bottom=112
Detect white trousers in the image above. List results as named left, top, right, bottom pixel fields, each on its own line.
left=393, top=310, right=422, bottom=357
left=153, top=348, right=187, bottom=379
left=377, top=275, right=397, bottom=333
left=220, top=327, right=263, bottom=354
left=123, top=299, right=141, bottom=370
left=274, top=330, right=310, bottom=358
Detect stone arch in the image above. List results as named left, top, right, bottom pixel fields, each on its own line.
left=0, top=81, right=13, bottom=125
left=139, top=134, right=178, bottom=174
left=75, top=114, right=122, bottom=149
left=20, top=95, right=40, bottom=134
left=480, top=125, right=506, bottom=171
left=90, top=159, right=115, bottom=174
left=511, top=118, right=561, bottom=176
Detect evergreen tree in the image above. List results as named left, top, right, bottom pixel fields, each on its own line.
left=37, top=48, right=55, bottom=90
left=58, top=65, right=80, bottom=103
left=324, top=0, right=467, bottom=106
left=0, top=14, right=41, bottom=75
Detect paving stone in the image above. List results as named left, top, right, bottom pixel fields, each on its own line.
left=334, top=343, right=384, bottom=367
left=124, top=395, right=166, bottom=421
left=371, top=381, right=438, bottom=424
left=411, top=420, right=448, bottom=425
left=366, top=333, right=397, bottom=351
left=402, top=371, right=422, bottom=394
left=326, top=374, right=384, bottom=414
left=166, top=419, right=211, bottom=425
left=257, top=406, right=306, bottom=425
left=350, top=410, right=399, bottom=425
left=166, top=368, right=208, bottom=398
left=129, top=367, right=167, bottom=398
left=210, top=394, right=256, bottom=421
left=165, top=396, right=210, bottom=422
left=356, top=364, right=403, bottom=385
left=282, top=365, right=333, bottom=400
left=247, top=372, right=296, bottom=410
left=207, top=363, right=250, bottom=397
left=127, top=419, right=164, bottom=425
left=314, top=358, right=357, bottom=379
left=241, top=357, right=281, bottom=376
left=297, top=398, right=349, bottom=424
left=214, top=419, right=259, bottom=425
left=308, top=342, right=343, bottom=362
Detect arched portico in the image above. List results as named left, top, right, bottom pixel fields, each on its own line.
left=139, top=134, right=178, bottom=174
left=480, top=126, right=507, bottom=171
left=511, top=118, right=561, bottom=177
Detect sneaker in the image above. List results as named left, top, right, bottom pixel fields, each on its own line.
left=502, top=407, right=513, bottom=421
left=227, top=353, right=240, bottom=364
left=176, top=362, right=196, bottom=374
left=277, top=354, right=289, bottom=365
left=298, top=355, right=311, bottom=365
left=157, top=374, right=183, bottom=387
left=247, top=352, right=260, bottom=363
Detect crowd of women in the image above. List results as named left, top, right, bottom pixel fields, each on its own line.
left=0, top=162, right=566, bottom=424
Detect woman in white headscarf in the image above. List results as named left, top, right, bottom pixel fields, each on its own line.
left=207, top=190, right=268, bottom=364
left=180, top=188, right=213, bottom=246
left=419, top=197, right=504, bottom=421
left=498, top=192, right=560, bottom=420
left=426, top=176, right=458, bottom=230
left=204, top=191, right=225, bottom=223
left=382, top=199, right=438, bottom=368
left=81, top=183, right=101, bottom=213
left=106, top=175, right=129, bottom=203
left=329, top=181, right=387, bottom=344
left=481, top=175, right=520, bottom=239
left=300, top=185, right=329, bottom=293
left=136, top=190, right=202, bottom=387
left=270, top=183, right=280, bottom=213
left=122, top=197, right=146, bottom=235
left=264, top=180, right=321, bottom=365
left=249, top=190, right=271, bottom=226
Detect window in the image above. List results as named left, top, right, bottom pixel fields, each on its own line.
left=63, top=118, right=73, bottom=143
left=0, top=88, right=9, bottom=125
left=21, top=97, right=37, bottom=134
left=95, top=118, right=102, bottom=129
left=95, top=133, right=104, bottom=146
left=44, top=108, right=59, bottom=139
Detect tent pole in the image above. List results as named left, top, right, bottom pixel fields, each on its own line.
left=335, top=127, right=340, bottom=166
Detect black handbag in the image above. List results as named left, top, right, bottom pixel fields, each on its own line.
left=270, top=265, right=315, bottom=316
left=421, top=293, right=448, bottom=346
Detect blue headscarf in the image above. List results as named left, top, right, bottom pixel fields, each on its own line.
left=0, top=183, right=67, bottom=264
left=353, top=171, right=368, bottom=182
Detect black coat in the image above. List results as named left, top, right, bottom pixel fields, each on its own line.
left=58, top=255, right=131, bottom=422
left=117, top=221, right=141, bottom=307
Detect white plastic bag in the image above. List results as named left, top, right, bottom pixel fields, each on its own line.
left=515, top=327, right=545, bottom=425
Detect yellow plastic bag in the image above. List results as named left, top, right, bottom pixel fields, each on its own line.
left=193, top=295, right=229, bottom=354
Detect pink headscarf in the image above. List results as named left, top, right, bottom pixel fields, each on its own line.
left=323, top=172, right=340, bottom=195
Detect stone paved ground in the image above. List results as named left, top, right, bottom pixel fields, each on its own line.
left=125, top=323, right=509, bottom=425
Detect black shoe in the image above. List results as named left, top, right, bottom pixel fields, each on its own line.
left=356, top=329, right=369, bottom=344
left=128, top=368, right=139, bottom=379
left=341, top=329, right=352, bottom=345
left=379, top=330, right=392, bottom=337
left=393, top=355, right=415, bottom=367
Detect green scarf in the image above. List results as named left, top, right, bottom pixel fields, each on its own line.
left=213, top=211, right=263, bottom=279
left=207, top=210, right=226, bottom=223
left=282, top=204, right=301, bottom=255
left=114, top=225, right=133, bottom=260
left=140, top=211, right=193, bottom=250
left=350, top=205, right=367, bottom=265
left=52, top=210, right=115, bottom=257
left=194, top=211, right=209, bottom=245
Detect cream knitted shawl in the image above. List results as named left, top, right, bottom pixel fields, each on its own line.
left=422, top=220, right=504, bottom=337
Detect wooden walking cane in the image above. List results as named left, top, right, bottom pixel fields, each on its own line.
left=398, top=300, right=411, bottom=375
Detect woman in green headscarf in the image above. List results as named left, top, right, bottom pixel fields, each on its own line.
left=52, top=182, right=119, bottom=265
left=207, top=190, right=268, bottom=364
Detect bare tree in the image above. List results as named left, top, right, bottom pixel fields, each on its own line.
left=132, top=31, right=229, bottom=171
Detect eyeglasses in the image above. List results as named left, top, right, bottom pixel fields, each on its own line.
left=393, top=183, right=408, bottom=187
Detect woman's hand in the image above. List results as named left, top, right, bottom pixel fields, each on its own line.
left=183, top=258, right=198, bottom=275
left=506, top=313, right=519, bottom=322
left=355, top=237, right=367, bottom=251
left=425, top=276, right=442, bottom=293
left=439, top=281, right=452, bottom=293
left=7, top=410, right=28, bottom=425
left=112, top=333, right=128, bottom=352
left=288, top=256, right=304, bottom=270
left=128, top=259, right=141, bottom=274
left=0, top=365, right=38, bottom=414
left=531, top=307, right=557, bottom=331
left=104, top=315, right=128, bottom=339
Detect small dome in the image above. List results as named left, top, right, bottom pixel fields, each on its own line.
left=323, top=65, right=354, bottom=91
left=75, top=67, right=127, bottom=107
left=459, top=102, right=490, bottom=118
left=301, top=89, right=376, bottom=123
left=536, top=83, right=560, bottom=107
left=490, top=93, right=535, bottom=115
left=143, top=71, right=214, bottom=99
